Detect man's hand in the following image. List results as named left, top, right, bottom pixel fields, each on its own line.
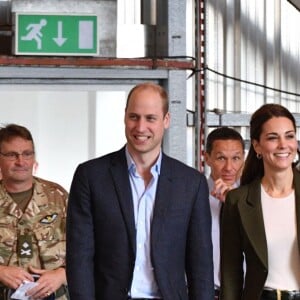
left=210, top=178, right=234, bottom=202
left=0, top=265, right=34, bottom=289
left=25, top=265, right=66, bottom=300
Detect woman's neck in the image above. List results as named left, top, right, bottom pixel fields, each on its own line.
left=261, top=168, right=294, bottom=198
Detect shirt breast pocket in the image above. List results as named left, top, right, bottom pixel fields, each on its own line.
left=33, top=212, right=62, bottom=242
left=33, top=219, right=66, bottom=269
left=34, top=225, right=56, bottom=242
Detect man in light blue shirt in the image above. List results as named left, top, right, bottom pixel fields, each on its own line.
left=67, top=82, right=214, bottom=300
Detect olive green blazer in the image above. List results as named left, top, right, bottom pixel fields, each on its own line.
left=220, top=169, right=300, bottom=300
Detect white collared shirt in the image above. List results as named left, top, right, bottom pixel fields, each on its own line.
left=208, top=176, right=239, bottom=288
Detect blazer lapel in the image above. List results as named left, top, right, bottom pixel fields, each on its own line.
left=151, top=155, right=173, bottom=248
left=110, top=149, right=136, bottom=254
left=239, top=179, right=268, bottom=269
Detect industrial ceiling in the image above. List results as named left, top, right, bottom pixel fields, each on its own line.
left=288, top=0, right=300, bottom=10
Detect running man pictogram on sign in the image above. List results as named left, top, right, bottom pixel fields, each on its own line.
left=21, top=19, right=47, bottom=50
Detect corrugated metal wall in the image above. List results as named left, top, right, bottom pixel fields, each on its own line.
left=205, top=0, right=300, bottom=141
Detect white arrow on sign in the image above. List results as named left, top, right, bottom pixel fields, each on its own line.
left=53, top=21, right=67, bottom=47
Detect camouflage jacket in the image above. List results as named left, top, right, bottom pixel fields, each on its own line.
left=0, top=177, right=68, bottom=299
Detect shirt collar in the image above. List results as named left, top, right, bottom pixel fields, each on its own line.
left=125, top=146, right=162, bottom=176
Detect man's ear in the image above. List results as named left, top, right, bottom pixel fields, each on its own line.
left=204, top=152, right=211, bottom=167
left=163, top=112, right=170, bottom=129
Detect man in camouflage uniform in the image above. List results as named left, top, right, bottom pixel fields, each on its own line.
left=0, top=124, right=68, bottom=300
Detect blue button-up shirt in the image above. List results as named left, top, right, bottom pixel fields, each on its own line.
left=126, top=148, right=162, bottom=299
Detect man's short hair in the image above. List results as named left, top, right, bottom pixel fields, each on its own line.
left=125, top=82, right=169, bottom=116
left=205, top=127, right=244, bottom=154
left=0, top=124, right=34, bottom=151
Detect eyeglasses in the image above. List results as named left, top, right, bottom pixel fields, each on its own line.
left=0, top=151, right=35, bottom=161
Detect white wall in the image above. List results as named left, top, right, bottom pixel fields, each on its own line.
left=96, top=91, right=127, bottom=157
left=0, top=86, right=129, bottom=191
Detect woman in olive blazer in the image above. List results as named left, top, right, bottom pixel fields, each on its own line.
left=220, top=104, right=300, bottom=300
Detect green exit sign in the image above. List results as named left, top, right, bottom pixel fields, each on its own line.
left=14, top=13, right=98, bottom=56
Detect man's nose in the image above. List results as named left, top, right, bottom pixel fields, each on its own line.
left=224, top=160, right=233, bottom=170
left=136, top=119, right=146, bottom=130
left=15, top=153, right=26, bottom=163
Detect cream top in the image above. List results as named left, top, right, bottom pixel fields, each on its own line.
left=261, top=185, right=300, bottom=290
